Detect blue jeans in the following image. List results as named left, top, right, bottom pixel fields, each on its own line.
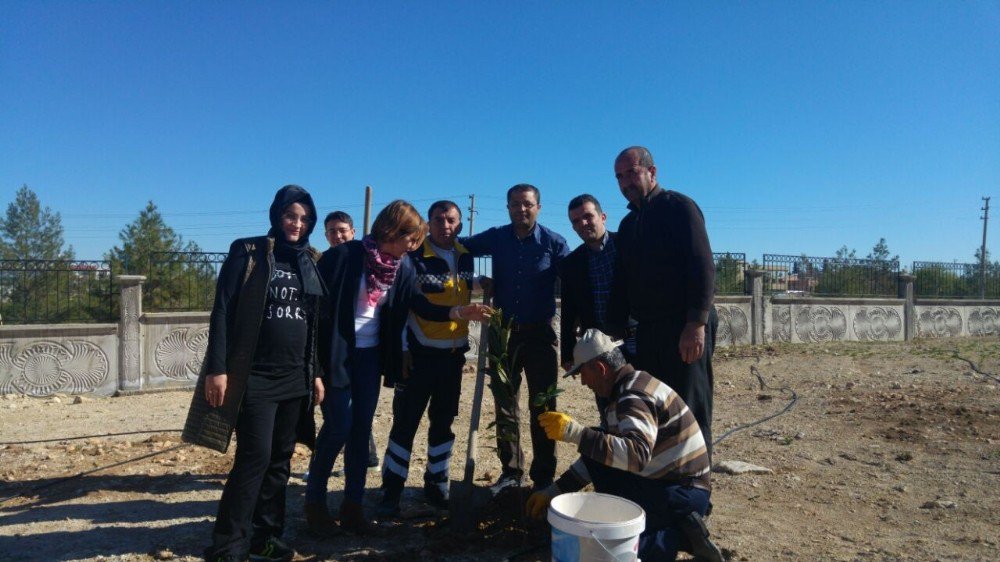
left=306, top=346, right=381, bottom=505
left=583, top=456, right=711, bottom=562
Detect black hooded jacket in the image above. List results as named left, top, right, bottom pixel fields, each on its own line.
left=183, top=185, right=324, bottom=453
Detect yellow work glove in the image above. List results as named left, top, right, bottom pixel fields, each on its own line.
left=525, top=484, right=559, bottom=520
left=538, top=411, right=584, bottom=444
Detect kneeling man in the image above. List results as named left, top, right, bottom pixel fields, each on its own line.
left=527, top=329, right=722, bottom=562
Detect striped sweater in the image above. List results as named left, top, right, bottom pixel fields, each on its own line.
left=555, top=365, right=711, bottom=492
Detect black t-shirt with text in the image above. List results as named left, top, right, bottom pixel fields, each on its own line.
left=248, top=258, right=310, bottom=401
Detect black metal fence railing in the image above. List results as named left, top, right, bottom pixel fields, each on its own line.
left=145, top=252, right=228, bottom=312
left=912, top=261, right=1000, bottom=299
left=0, top=260, right=115, bottom=324
left=762, top=254, right=900, bottom=297
left=12, top=250, right=1000, bottom=324
left=474, top=252, right=747, bottom=299
left=714, top=252, right=747, bottom=295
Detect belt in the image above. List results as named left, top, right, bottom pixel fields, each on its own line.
left=509, top=321, right=550, bottom=332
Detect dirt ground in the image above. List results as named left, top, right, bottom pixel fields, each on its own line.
left=1, top=337, right=998, bottom=561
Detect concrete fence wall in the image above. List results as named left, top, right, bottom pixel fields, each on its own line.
left=2, top=273, right=998, bottom=397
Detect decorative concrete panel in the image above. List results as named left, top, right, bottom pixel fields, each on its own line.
left=0, top=324, right=119, bottom=396
left=466, top=320, right=484, bottom=360
left=916, top=306, right=963, bottom=338
left=852, top=306, right=904, bottom=341
left=914, top=305, right=1000, bottom=338
left=793, top=305, right=848, bottom=342
left=771, top=303, right=791, bottom=342
left=142, top=312, right=210, bottom=390
left=715, top=303, right=752, bottom=347
left=767, top=299, right=905, bottom=343
left=967, top=307, right=1000, bottom=336
left=117, top=276, right=145, bottom=391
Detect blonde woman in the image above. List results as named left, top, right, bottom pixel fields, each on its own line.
left=304, top=200, right=491, bottom=534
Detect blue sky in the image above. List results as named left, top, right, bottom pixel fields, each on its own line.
left=2, top=1, right=998, bottom=268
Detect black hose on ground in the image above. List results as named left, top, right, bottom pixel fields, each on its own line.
left=0, top=428, right=183, bottom=446
left=712, top=359, right=798, bottom=447
left=952, top=352, right=1000, bottom=385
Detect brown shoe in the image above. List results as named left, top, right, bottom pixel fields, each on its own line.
left=339, top=499, right=374, bottom=535
left=305, top=501, right=341, bottom=537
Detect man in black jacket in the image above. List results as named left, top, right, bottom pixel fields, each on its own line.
left=559, top=194, right=635, bottom=374
left=608, top=146, right=719, bottom=457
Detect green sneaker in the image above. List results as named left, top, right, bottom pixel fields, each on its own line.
left=248, top=536, right=294, bottom=562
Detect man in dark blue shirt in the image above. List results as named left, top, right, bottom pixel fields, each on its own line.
left=462, top=184, right=570, bottom=493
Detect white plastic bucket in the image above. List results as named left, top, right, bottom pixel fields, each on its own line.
left=548, top=492, right=646, bottom=562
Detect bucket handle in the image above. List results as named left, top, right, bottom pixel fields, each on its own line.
left=588, top=530, right=634, bottom=562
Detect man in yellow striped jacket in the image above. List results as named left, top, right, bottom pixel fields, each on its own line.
left=378, top=200, right=482, bottom=516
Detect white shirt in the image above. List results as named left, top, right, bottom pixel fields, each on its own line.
left=354, top=272, right=387, bottom=348
left=429, top=241, right=458, bottom=274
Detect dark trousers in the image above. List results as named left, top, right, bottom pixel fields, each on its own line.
left=634, top=308, right=717, bottom=459
left=382, top=349, right=465, bottom=491
left=494, top=324, right=558, bottom=486
left=209, top=394, right=305, bottom=559
left=583, top=457, right=711, bottom=562
left=306, top=346, right=381, bottom=505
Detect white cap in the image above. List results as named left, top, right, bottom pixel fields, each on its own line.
left=563, top=328, right=623, bottom=377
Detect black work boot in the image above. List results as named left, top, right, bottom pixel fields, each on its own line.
left=339, top=499, right=374, bottom=535
left=376, top=484, right=402, bottom=518
left=680, top=511, right=725, bottom=562
left=423, top=480, right=449, bottom=509
left=304, top=501, right=340, bottom=537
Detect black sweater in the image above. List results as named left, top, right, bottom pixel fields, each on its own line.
left=609, top=187, right=715, bottom=331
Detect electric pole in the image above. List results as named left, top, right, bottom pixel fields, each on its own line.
left=981, top=196, right=990, bottom=298
left=363, top=185, right=373, bottom=235
left=468, top=194, right=477, bottom=235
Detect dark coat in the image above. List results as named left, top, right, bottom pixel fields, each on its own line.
left=182, top=236, right=321, bottom=453
left=558, top=231, right=618, bottom=363
left=316, top=240, right=452, bottom=390
left=609, top=187, right=715, bottom=333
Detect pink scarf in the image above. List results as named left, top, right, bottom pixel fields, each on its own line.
left=362, top=235, right=401, bottom=307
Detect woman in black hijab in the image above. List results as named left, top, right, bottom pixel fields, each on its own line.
left=183, top=185, right=325, bottom=562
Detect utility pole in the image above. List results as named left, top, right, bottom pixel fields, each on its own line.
left=467, top=194, right=477, bottom=235
left=363, top=186, right=373, bottom=235
left=981, top=196, right=990, bottom=299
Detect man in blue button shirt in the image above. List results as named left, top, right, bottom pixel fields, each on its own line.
left=462, top=184, right=570, bottom=494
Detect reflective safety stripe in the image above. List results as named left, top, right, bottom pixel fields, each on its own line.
left=387, top=439, right=412, bottom=462
left=383, top=455, right=408, bottom=479
left=427, top=439, right=454, bottom=458
left=427, top=457, right=450, bottom=475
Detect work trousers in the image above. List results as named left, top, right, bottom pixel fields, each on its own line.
left=634, top=308, right=718, bottom=459
left=382, top=348, right=465, bottom=492
left=583, top=456, right=711, bottom=562
left=494, top=324, right=558, bottom=486
left=208, top=394, right=305, bottom=559
left=306, top=346, right=380, bottom=505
